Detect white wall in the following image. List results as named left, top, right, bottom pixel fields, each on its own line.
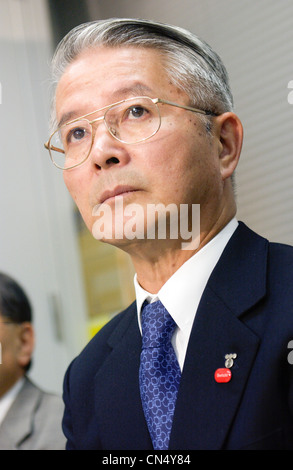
left=0, top=0, right=88, bottom=394
left=90, top=0, right=293, bottom=245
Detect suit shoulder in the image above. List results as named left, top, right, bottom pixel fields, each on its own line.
left=23, top=377, right=64, bottom=412
left=270, top=240, right=293, bottom=254
left=269, top=241, right=293, bottom=268
left=267, top=241, right=293, bottom=305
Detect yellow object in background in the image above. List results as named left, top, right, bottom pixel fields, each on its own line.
left=87, top=314, right=114, bottom=339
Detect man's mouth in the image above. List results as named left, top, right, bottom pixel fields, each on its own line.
left=99, top=185, right=140, bottom=204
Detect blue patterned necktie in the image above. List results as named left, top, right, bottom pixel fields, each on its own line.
left=139, top=300, right=181, bottom=450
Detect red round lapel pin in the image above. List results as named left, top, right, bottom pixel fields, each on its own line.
left=215, top=353, right=237, bottom=383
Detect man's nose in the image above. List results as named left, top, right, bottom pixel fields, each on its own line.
left=89, top=121, right=130, bottom=170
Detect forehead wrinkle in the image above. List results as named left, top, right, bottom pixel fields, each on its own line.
left=110, top=83, right=154, bottom=99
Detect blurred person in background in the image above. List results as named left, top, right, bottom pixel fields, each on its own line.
left=0, top=272, right=65, bottom=450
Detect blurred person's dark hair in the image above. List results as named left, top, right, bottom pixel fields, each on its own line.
left=0, top=272, right=33, bottom=371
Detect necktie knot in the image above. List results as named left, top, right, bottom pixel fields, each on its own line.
left=141, top=300, right=177, bottom=348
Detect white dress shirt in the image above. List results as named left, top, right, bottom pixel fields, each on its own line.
left=0, top=377, right=25, bottom=426
left=134, top=218, right=238, bottom=371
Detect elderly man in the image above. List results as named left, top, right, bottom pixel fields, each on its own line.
left=0, top=272, right=65, bottom=449
left=45, top=18, right=293, bottom=450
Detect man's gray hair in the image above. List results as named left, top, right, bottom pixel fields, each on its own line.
left=49, top=18, right=234, bottom=130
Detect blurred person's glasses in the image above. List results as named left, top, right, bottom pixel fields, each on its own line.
left=44, top=96, right=218, bottom=170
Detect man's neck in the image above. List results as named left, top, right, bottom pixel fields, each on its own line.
left=132, top=213, right=236, bottom=293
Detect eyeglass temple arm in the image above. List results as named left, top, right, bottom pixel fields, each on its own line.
left=44, top=142, right=65, bottom=154
left=155, top=98, right=218, bottom=116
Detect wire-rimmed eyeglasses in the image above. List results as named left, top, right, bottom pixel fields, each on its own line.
left=44, top=96, right=218, bottom=170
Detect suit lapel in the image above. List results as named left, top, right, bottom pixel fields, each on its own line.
left=94, top=304, right=153, bottom=449
left=169, top=222, right=268, bottom=450
left=0, top=378, right=41, bottom=449
left=170, top=286, right=260, bottom=449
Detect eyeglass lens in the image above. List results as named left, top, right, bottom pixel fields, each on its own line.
left=49, top=97, right=161, bottom=169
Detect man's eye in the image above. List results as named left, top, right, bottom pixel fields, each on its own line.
left=67, top=127, right=86, bottom=143
left=72, top=127, right=86, bottom=140
left=128, top=106, right=148, bottom=119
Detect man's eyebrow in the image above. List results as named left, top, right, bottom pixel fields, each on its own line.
left=57, top=111, right=78, bottom=128
left=57, top=83, right=155, bottom=128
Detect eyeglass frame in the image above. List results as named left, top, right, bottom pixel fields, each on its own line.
left=44, top=96, right=219, bottom=170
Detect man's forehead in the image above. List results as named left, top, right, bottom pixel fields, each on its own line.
left=55, top=47, right=169, bottom=127
left=59, top=44, right=165, bottom=80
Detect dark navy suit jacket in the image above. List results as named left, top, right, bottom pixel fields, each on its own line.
left=62, top=222, right=293, bottom=449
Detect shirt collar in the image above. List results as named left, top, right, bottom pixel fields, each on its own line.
left=134, top=218, right=238, bottom=333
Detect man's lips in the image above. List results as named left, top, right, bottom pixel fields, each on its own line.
left=99, top=185, right=140, bottom=204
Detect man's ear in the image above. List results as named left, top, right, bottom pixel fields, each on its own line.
left=17, top=322, right=34, bottom=369
left=214, top=112, right=243, bottom=180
